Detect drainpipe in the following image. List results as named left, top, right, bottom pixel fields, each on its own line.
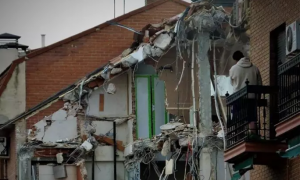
left=113, top=121, right=117, bottom=180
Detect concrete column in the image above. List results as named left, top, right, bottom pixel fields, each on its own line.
left=197, top=32, right=212, bottom=135
left=197, top=32, right=217, bottom=180
left=15, top=119, right=31, bottom=180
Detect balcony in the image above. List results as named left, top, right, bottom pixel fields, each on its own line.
left=224, top=83, right=286, bottom=165
left=276, top=54, right=300, bottom=137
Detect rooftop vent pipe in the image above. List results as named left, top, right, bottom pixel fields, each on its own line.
left=41, top=34, right=45, bottom=47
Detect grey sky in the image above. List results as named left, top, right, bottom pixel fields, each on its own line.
left=0, top=0, right=190, bottom=49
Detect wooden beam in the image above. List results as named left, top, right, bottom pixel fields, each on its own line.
left=99, top=94, right=104, bottom=111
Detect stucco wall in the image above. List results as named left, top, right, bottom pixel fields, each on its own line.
left=0, top=61, right=26, bottom=121
left=28, top=104, right=80, bottom=143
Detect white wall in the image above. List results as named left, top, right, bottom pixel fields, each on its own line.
left=0, top=62, right=26, bottom=121
left=90, top=120, right=131, bottom=161
left=29, top=108, right=78, bottom=143
left=0, top=49, right=19, bottom=74
left=38, top=165, right=77, bottom=180
left=87, top=74, right=128, bottom=117
left=82, top=112, right=133, bottom=180
left=92, top=119, right=131, bottom=145
left=85, top=162, right=126, bottom=180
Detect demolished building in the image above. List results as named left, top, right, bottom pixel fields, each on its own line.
left=0, top=0, right=251, bottom=180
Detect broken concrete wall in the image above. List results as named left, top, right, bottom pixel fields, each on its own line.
left=0, top=62, right=26, bottom=122
left=28, top=103, right=80, bottom=143
left=87, top=74, right=129, bottom=117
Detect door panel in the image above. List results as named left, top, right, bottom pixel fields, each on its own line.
left=152, top=77, right=166, bottom=135
left=135, top=76, right=151, bottom=138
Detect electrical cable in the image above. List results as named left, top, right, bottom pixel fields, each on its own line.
left=183, top=142, right=190, bottom=180
left=175, top=60, right=186, bottom=91
left=213, top=40, right=228, bottom=180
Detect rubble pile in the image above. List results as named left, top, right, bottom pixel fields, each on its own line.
left=124, top=122, right=198, bottom=171
left=153, top=122, right=198, bottom=150
left=124, top=139, right=157, bottom=171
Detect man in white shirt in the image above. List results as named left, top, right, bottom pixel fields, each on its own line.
left=229, top=51, right=262, bottom=135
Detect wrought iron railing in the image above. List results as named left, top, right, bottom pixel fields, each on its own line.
left=225, top=83, right=277, bottom=148
left=278, top=54, right=300, bottom=122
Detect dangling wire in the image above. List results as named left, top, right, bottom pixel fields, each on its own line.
left=213, top=40, right=228, bottom=180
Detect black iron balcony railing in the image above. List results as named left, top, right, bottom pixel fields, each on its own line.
left=278, top=54, right=300, bottom=122
left=225, top=83, right=277, bottom=148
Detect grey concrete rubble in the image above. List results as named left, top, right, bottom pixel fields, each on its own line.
left=110, top=68, right=122, bottom=75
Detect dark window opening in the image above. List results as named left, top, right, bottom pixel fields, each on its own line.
left=270, top=23, right=286, bottom=130
left=270, top=23, right=286, bottom=86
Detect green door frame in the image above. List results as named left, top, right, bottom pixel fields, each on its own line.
left=135, top=74, right=167, bottom=138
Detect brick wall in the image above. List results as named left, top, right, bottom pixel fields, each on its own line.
left=250, top=0, right=300, bottom=179
left=251, top=164, right=286, bottom=180
left=250, top=0, right=300, bottom=85
left=26, top=1, right=186, bottom=128
left=288, top=158, right=300, bottom=180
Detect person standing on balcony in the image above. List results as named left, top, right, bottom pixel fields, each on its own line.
left=229, top=50, right=262, bottom=136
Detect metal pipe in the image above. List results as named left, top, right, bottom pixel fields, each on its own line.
left=92, top=151, right=95, bottom=180
left=31, top=165, right=36, bottom=180
left=113, top=121, right=117, bottom=180
left=114, top=0, right=116, bottom=18
left=41, top=34, right=45, bottom=47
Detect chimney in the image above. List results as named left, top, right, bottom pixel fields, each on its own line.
left=145, top=0, right=159, bottom=5
left=41, top=34, right=45, bottom=47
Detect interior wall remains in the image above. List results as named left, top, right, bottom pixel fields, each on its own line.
left=87, top=74, right=129, bottom=117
